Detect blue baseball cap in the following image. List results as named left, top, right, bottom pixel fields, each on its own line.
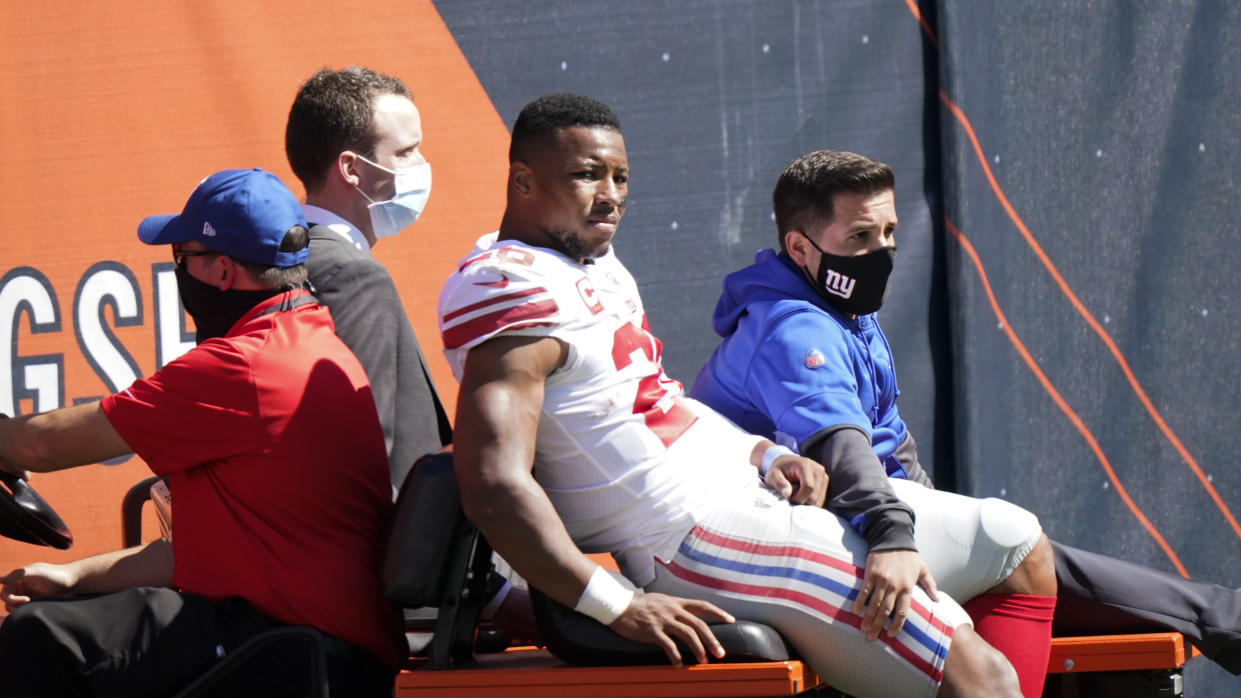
left=137, top=168, right=309, bottom=268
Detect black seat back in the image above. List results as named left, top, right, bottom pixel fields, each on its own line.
left=382, top=450, right=492, bottom=668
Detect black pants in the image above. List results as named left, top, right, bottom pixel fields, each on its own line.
left=1052, top=540, right=1241, bottom=674
left=0, top=587, right=395, bottom=697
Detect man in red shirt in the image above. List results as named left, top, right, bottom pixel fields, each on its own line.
left=0, top=168, right=402, bottom=696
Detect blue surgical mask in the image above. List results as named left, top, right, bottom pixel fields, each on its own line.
left=355, top=155, right=432, bottom=240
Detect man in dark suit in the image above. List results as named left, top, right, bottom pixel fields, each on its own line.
left=285, top=67, right=451, bottom=492
left=284, top=68, right=535, bottom=641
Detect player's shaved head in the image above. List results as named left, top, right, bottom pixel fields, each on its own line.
left=509, top=93, right=622, bottom=165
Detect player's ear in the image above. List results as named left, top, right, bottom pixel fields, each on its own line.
left=206, top=254, right=235, bottom=291
left=337, top=151, right=362, bottom=188
left=785, top=230, right=811, bottom=266
left=510, top=161, right=534, bottom=197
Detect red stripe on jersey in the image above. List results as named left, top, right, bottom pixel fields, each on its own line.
left=442, top=299, right=559, bottom=349
left=442, top=286, right=549, bottom=323
left=458, top=250, right=494, bottom=272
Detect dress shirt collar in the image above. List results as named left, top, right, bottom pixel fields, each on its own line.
left=301, top=204, right=370, bottom=253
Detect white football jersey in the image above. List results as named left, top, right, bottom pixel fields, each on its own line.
left=439, top=234, right=763, bottom=584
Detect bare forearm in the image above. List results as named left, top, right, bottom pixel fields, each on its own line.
left=0, top=402, right=131, bottom=473
left=455, top=336, right=597, bottom=608
left=468, top=476, right=596, bottom=606
left=64, top=539, right=175, bottom=595
left=457, top=399, right=595, bottom=605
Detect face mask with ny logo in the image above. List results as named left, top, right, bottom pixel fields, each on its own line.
left=799, top=231, right=897, bottom=316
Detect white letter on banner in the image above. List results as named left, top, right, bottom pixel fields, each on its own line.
left=74, top=262, right=143, bottom=395
left=0, top=267, right=64, bottom=415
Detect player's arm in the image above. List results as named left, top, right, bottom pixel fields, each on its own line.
left=0, top=403, right=131, bottom=476
left=805, top=425, right=937, bottom=640
left=1, top=539, right=174, bottom=612
left=807, top=425, right=917, bottom=552
left=455, top=334, right=732, bottom=665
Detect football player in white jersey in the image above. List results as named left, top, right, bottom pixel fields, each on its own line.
left=438, top=93, right=1021, bottom=698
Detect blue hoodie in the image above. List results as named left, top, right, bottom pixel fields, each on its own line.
left=691, top=249, right=911, bottom=475
left=690, top=249, right=920, bottom=549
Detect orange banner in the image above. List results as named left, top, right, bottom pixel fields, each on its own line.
left=0, top=1, right=508, bottom=568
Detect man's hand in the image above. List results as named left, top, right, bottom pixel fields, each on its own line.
left=851, top=549, right=938, bottom=641
left=765, top=455, right=828, bottom=506
left=0, top=563, right=76, bottom=612
left=608, top=592, right=735, bottom=666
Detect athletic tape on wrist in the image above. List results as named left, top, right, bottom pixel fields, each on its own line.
left=574, top=566, right=634, bottom=626
left=761, top=444, right=796, bottom=478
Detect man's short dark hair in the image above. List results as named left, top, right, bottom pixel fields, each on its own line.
left=285, top=67, right=413, bottom=193
left=509, top=93, right=621, bottom=164
left=227, top=226, right=310, bottom=289
left=772, top=150, right=895, bottom=253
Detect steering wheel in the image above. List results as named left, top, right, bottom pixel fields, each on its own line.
left=0, top=470, right=73, bottom=550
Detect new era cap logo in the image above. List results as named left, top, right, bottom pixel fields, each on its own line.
left=202, top=222, right=217, bottom=237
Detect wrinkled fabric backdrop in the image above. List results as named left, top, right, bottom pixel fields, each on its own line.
left=438, top=2, right=1240, bottom=693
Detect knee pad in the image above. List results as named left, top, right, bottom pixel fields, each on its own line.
left=978, top=498, right=1041, bottom=548
left=978, top=498, right=1042, bottom=579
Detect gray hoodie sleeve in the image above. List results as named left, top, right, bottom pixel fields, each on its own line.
left=892, top=432, right=935, bottom=489
left=802, top=425, right=917, bottom=552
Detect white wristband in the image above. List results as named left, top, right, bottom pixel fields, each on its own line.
left=574, top=566, right=635, bottom=626
left=761, top=444, right=796, bottom=478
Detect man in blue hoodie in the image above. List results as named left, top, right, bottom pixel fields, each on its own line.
left=691, top=148, right=1241, bottom=687
left=691, top=149, right=1057, bottom=697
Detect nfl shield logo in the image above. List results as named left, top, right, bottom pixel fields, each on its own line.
left=805, top=349, right=825, bottom=369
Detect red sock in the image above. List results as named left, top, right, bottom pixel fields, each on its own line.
left=963, top=593, right=1057, bottom=698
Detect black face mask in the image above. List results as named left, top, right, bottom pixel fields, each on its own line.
left=174, top=264, right=280, bottom=343
left=800, top=233, right=897, bottom=316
